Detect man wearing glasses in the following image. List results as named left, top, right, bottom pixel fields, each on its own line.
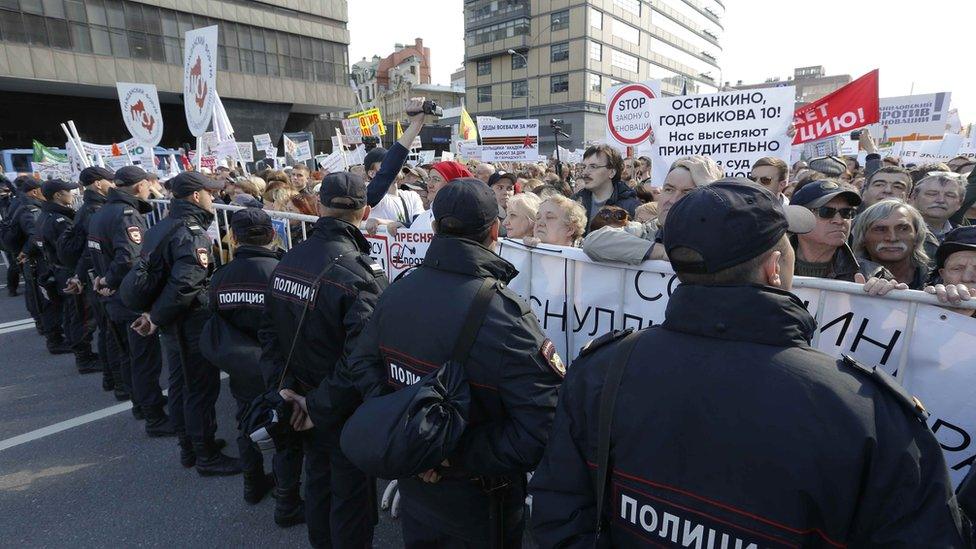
left=573, top=144, right=639, bottom=230
left=790, top=180, right=902, bottom=293
left=749, top=156, right=789, bottom=205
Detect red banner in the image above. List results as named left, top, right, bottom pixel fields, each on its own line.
left=792, top=69, right=879, bottom=144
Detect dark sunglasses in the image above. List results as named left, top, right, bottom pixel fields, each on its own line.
left=811, top=206, right=856, bottom=220
left=597, top=209, right=628, bottom=221
left=748, top=175, right=774, bottom=185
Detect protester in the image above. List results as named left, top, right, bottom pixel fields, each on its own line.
left=924, top=227, right=976, bottom=317
left=860, top=166, right=913, bottom=208
left=749, top=156, right=789, bottom=204
left=526, top=194, right=586, bottom=247
left=404, top=160, right=473, bottom=234
left=573, top=144, right=639, bottom=229
left=487, top=171, right=516, bottom=236
left=530, top=180, right=966, bottom=547
left=911, top=172, right=965, bottom=243
left=502, top=192, right=542, bottom=239
left=808, top=155, right=849, bottom=179
left=474, top=162, right=496, bottom=184
left=851, top=200, right=931, bottom=289
left=289, top=164, right=312, bottom=193
left=634, top=202, right=657, bottom=224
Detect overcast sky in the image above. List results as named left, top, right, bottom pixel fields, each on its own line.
left=348, top=0, right=973, bottom=125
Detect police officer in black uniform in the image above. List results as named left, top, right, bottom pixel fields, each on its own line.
left=87, top=166, right=170, bottom=430
left=126, top=171, right=240, bottom=475
left=529, top=180, right=967, bottom=547
left=263, top=172, right=388, bottom=546
left=204, top=208, right=281, bottom=500
left=337, top=178, right=565, bottom=547
left=0, top=175, right=20, bottom=296
left=60, top=167, right=118, bottom=392
left=35, top=179, right=100, bottom=374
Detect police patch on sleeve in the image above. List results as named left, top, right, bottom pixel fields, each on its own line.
left=540, top=339, right=565, bottom=377
left=195, top=247, right=209, bottom=268
left=126, top=226, right=142, bottom=244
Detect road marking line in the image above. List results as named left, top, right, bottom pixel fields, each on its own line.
left=0, top=324, right=34, bottom=335
left=0, top=373, right=230, bottom=452
left=0, top=317, right=33, bottom=329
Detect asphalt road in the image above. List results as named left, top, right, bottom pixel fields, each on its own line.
left=0, top=266, right=404, bottom=547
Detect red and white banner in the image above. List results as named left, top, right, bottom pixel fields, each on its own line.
left=793, top=69, right=879, bottom=144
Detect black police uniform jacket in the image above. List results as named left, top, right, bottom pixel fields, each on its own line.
left=261, top=216, right=388, bottom=406
left=128, top=199, right=214, bottom=327
left=34, top=201, right=76, bottom=291
left=207, top=244, right=282, bottom=388
left=529, top=284, right=966, bottom=548
left=58, top=189, right=107, bottom=281
left=343, top=235, right=564, bottom=541
left=12, top=195, right=43, bottom=256
left=87, top=189, right=152, bottom=316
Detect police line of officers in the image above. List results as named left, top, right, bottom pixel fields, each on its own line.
left=0, top=162, right=971, bottom=548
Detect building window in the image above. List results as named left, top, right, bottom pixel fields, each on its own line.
left=589, top=41, right=602, bottom=61
left=611, top=49, right=638, bottom=72
left=590, top=7, right=603, bottom=29
left=512, top=80, right=528, bottom=98
left=551, top=10, right=568, bottom=31
left=589, top=73, right=602, bottom=92
left=611, top=18, right=640, bottom=44
left=478, top=85, right=492, bottom=103
left=550, top=74, right=569, bottom=93
left=477, top=58, right=491, bottom=76
left=550, top=42, right=569, bottom=62
left=511, top=52, right=526, bottom=70
left=614, top=0, right=641, bottom=16
left=467, top=17, right=530, bottom=46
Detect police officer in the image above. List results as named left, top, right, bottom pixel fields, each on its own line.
left=313, top=178, right=564, bottom=547
left=87, top=166, right=171, bottom=431
left=60, top=167, right=118, bottom=392
left=124, top=171, right=240, bottom=475
left=12, top=176, right=70, bottom=352
left=529, top=180, right=966, bottom=547
left=263, top=172, right=388, bottom=545
left=0, top=175, right=20, bottom=297
left=35, top=179, right=100, bottom=374
left=204, top=208, right=281, bottom=499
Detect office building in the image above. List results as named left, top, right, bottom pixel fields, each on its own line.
left=727, top=66, right=853, bottom=106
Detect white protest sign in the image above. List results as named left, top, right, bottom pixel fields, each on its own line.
left=379, top=228, right=433, bottom=280
left=316, top=150, right=346, bottom=172
left=129, top=143, right=156, bottom=173
left=649, top=86, right=795, bottom=185
left=182, top=26, right=218, bottom=137
left=341, top=119, right=364, bottom=144
left=116, top=82, right=163, bottom=147
left=605, top=80, right=662, bottom=147
left=104, top=155, right=131, bottom=170
left=31, top=161, right=72, bottom=180
left=477, top=119, right=539, bottom=162
left=253, top=133, right=272, bottom=151
left=283, top=135, right=312, bottom=162
left=216, top=139, right=238, bottom=159
left=440, top=151, right=455, bottom=161
left=837, top=134, right=859, bottom=156
left=868, top=92, right=952, bottom=143
left=417, top=150, right=435, bottom=165
left=236, top=142, right=254, bottom=162
left=458, top=141, right=482, bottom=160
left=410, top=136, right=423, bottom=150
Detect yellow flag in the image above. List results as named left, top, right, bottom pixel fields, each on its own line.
left=396, top=120, right=403, bottom=139
left=460, top=106, right=478, bottom=141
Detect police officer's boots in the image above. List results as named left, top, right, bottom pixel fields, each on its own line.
left=144, top=406, right=176, bottom=437
left=100, top=367, right=114, bottom=392
left=273, top=485, right=306, bottom=527
left=178, top=436, right=196, bottom=468
left=46, top=334, right=73, bottom=355
left=194, top=439, right=242, bottom=477
left=243, top=467, right=275, bottom=504
left=74, top=349, right=101, bottom=374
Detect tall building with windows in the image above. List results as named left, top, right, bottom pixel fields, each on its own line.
left=463, top=0, right=724, bottom=151
left=0, top=0, right=352, bottom=151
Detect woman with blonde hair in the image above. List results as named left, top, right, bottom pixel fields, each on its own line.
left=525, top=194, right=587, bottom=247
left=503, top=192, right=543, bottom=238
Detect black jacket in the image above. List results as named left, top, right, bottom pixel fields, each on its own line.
left=34, top=201, right=76, bottom=290
left=529, top=284, right=965, bottom=548
left=58, top=189, right=107, bottom=281
left=343, top=235, right=563, bottom=540
left=574, top=179, right=640, bottom=230
left=136, top=199, right=215, bottom=327
left=87, top=188, right=152, bottom=292
left=262, top=216, right=388, bottom=404
left=12, top=195, right=43, bottom=256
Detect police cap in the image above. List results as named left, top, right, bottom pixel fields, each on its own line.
left=230, top=207, right=274, bottom=239
left=665, top=178, right=815, bottom=274
left=79, top=166, right=115, bottom=186
left=319, top=171, right=367, bottom=209
left=169, top=171, right=224, bottom=198
left=15, top=175, right=40, bottom=192
left=432, top=177, right=498, bottom=236
left=41, top=178, right=80, bottom=199
left=114, top=166, right=150, bottom=187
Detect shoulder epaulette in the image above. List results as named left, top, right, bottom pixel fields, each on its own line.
left=578, top=328, right=635, bottom=359
left=842, top=354, right=929, bottom=422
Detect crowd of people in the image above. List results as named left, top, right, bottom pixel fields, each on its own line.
left=0, top=94, right=974, bottom=547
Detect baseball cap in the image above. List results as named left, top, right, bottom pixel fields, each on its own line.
left=936, top=227, right=976, bottom=269
left=487, top=171, right=517, bottom=188
left=79, top=166, right=115, bottom=186
left=41, top=179, right=80, bottom=199
left=114, top=166, right=150, bottom=187
left=664, top=178, right=816, bottom=274
left=808, top=155, right=848, bottom=177
left=431, top=177, right=498, bottom=236
left=319, top=171, right=367, bottom=209
left=169, top=171, right=224, bottom=197
left=230, top=208, right=273, bottom=239
left=790, top=179, right=862, bottom=208
left=363, top=147, right=387, bottom=169
left=15, top=175, right=40, bottom=192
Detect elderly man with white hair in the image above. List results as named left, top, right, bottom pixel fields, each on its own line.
left=851, top=199, right=931, bottom=289
left=474, top=162, right=496, bottom=184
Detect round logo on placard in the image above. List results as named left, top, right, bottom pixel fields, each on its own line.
left=119, top=84, right=163, bottom=147
left=183, top=28, right=217, bottom=136
left=607, top=83, right=657, bottom=146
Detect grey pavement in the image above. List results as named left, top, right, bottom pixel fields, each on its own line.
left=0, top=268, right=403, bottom=548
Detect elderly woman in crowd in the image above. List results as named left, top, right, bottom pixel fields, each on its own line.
left=263, top=169, right=317, bottom=243
left=502, top=192, right=542, bottom=239
left=523, top=194, right=587, bottom=247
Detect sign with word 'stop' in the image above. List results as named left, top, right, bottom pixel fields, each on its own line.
left=116, top=82, right=163, bottom=147
left=605, top=80, right=662, bottom=146
left=183, top=26, right=218, bottom=136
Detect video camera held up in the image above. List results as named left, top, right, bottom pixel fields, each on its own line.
left=406, top=100, right=443, bottom=118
